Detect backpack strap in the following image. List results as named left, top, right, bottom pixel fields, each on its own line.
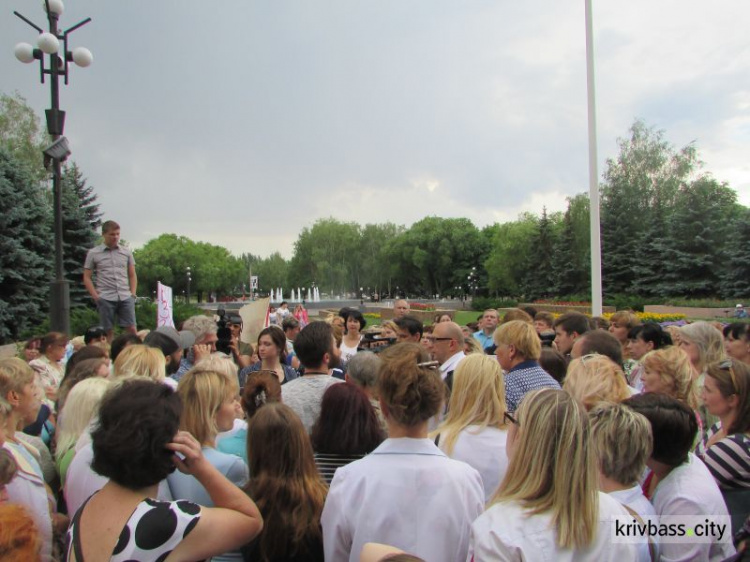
left=620, top=503, right=657, bottom=562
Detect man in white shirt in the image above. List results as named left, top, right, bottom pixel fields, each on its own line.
left=430, top=322, right=465, bottom=390
left=281, top=321, right=342, bottom=433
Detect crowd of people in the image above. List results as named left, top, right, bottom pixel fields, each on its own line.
left=1, top=298, right=749, bottom=561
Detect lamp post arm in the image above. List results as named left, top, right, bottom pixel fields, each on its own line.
left=64, top=17, right=92, bottom=36
left=13, top=11, right=44, bottom=33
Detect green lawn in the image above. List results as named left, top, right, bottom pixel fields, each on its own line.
left=452, top=310, right=482, bottom=326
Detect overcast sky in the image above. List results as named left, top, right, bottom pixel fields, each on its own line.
left=3, top=1, right=749, bottom=258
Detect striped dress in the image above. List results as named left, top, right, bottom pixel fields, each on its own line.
left=696, top=424, right=750, bottom=489
left=314, top=453, right=365, bottom=485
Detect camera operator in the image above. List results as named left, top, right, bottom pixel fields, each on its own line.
left=220, top=312, right=254, bottom=369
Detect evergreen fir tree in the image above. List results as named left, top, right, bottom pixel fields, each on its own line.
left=522, top=207, right=557, bottom=300
left=552, top=200, right=590, bottom=296
left=600, top=120, right=697, bottom=297
left=61, top=163, right=102, bottom=307
left=0, top=147, right=53, bottom=342
left=630, top=199, right=671, bottom=298
left=662, top=176, right=738, bottom=297
left=721, top=209, right=750, bottom=299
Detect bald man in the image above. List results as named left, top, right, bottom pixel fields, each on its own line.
left=393, top=299, right=410, bottom=319
left=431, top=321, right=466, bottom=390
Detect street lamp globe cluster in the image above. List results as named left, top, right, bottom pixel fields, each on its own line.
left=13, top=0, right=93, bottom=335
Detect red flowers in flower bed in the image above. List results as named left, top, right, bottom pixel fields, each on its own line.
left=409, top=303, right=436, bottom=311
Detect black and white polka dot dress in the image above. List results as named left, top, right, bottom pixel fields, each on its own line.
left=66, top=497, right=202, bottom=561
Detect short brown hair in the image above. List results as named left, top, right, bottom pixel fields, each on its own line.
left=101, top=220, right=120, bottom=233
left=534, top=312, right=555, bottom=328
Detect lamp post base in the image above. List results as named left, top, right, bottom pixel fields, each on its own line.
left=50, top=279, right=70, bottom=335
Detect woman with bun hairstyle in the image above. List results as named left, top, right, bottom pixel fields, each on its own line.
left=321, top=343, right=484, bottom=562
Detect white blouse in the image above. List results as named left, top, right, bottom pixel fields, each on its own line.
left=322, top=437, right=484, bottom=562
left=468, top=492, right=637, bottom=561
left=439, top=426, right=508, bottom=502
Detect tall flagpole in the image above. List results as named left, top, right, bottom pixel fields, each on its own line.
left=585, top=0, right=603, bottom=316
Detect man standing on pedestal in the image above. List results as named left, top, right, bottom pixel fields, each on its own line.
left=83, top=220, right=137, bottom=341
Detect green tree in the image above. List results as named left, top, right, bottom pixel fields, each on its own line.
left=253, top=252, right=289, bottom=293
left=552, top=195, right=590, bottom=296
left=0, top=92, right=47, bottom=182
left=485, top=214, right=537, bottom=297
left=384, top=217, right=483, bottom=297
left=134, top=234, right=245, bottom=302
left=721, top=208, right=750, bottom=299
left=61, top=163, right=102, bottom=307
left=0, top=147, right=53, bottom=342
left=661, top=176, right=739, bottom=297
left=522, top=207, right=558, bottom=300
left=357, top=222, right=403, bottom=296
left=287, top=218, right=361, bottom=295
left=600, top=120, right=697, bottom=295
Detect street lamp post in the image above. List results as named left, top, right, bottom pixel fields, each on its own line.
left=186, top=267, right=192, bottom=304
left=14, top=0, right=93, bottom=335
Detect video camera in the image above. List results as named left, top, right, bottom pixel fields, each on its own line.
left=360, top=331, right=397, bottom=353
left=215, top=308, right=233, bottom=355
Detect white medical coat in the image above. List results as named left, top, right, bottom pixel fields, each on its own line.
left=321, top=437, right=484, bottom=562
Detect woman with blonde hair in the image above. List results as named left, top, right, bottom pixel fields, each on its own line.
left=463, top=336, right=483, bottom=355
left=469, top=389, right=635, bottom=560
left=641, top=346, right=700, bottom=410
left=589, top=403, right=656, bottom=562
left=55, top=377, right=111, bottom=485
left=563, top=354, right=632, bottom=411
left=495, top=320, right=560, bottom=412
left=696, top=359, right=750, bottom=533
left=432, top=353, right=510, bottom=501
left=168, top=368, right=247, bottom=562
left=322, top=343, right=484, bottom=562
left=112, top=344, right=166, bottom=383
left=679, top=321, right=726, bottom=432
left=379, top=321, right=398, bottom=341
left=242, top=402, right=327, bottom=561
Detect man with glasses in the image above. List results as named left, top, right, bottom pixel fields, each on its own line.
left=431, top=321, right=466, bottom=390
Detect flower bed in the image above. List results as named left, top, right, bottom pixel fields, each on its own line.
left=603, top=311, right=687, bottom=323
left=408, top=302, right=436, bottom=311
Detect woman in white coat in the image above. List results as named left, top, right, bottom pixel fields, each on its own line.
left=468, top=388, right=637, bottom=561
left=321, top=343, right=484, bottom=562
left=432, top=353, right=510, bottom=502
